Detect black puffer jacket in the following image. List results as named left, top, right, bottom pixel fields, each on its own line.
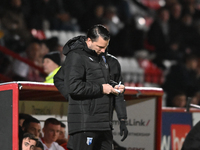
left=106, top=54, right=127, bottom=120
left=54, top=36, right=115, bottom=134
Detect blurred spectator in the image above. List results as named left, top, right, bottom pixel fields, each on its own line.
left=2, top=0, right=200, bottom=99
left=38, top=41, right=50, bottom=66
left=109, top=18, right=145, bottom=57
left=19, top=113, right=33, bottom=150
left=86, top=4, right=105, bottom=29
left=181, top=0, right=200, bottom=22
left=56, top=122, right=68, bottom=150
left=11, top=40, right=48, bottom=81
left=169, top=2, right=182, bottom=22
left=169, top=2, right=182, bottom=42
left=171, top=91, right=187, bottom=107
left=163, top=54, right=199, bottom=106
left=48, top=0, right=80, bottom=31
left=167, top=87, right=199, bottom=108
left=103, top=5, right=124, bottom=36
left=146, top=5, right=184, bottom=68
left=179, top=12, right=200, bottom=55
left=19, top=113, right=32, bottom=127
left=27, top=0, right=80, bottom=31
left=21, top=133, right=38, bottom=150
left=22, top=117, right=41, bottom=139
left=194, top=91, right=200, bottom=104
left=190, top=92, right=200, bottom=105
left=113, top=0, right=132, bottom=23
left=40, top=118, right=64, bottom=150
left=147, top=7, right=173, bottom=68
left=26, top=0, right=49, bottom=30
left=1, top=0, right=32, bottom=51
left=43, top=51, right=61, bottom=83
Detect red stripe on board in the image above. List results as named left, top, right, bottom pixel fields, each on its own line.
left=0, top=83, right=19, bottom=150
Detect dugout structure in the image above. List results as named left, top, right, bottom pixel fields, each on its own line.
left=0, top=81, right=163, bottom=150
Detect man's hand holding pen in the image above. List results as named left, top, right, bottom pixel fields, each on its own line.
left=102, top=81, right=125, bottom=95
left=114, top=81, right=125, bottom=93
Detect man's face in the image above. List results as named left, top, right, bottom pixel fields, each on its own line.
left=173, top=95, right=186, bottom=108
left=58, top=127, right=65, bottom=140
left=43, top=58, right=58, bottom=74
left=22, top=137, right=36, bottom=150
left=43, top=123, right=61, bottom=143
left=87, top=36, right=109, bottom=55
left=27, top=122, right=41, bottom=139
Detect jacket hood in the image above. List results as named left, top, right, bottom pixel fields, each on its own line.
left=62, top=36, right=88, bottom=55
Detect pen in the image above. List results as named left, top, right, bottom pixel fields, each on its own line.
left=118, top=81, right=121, bottom=88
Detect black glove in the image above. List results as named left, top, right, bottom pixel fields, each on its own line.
left=120, top=120, right=128, bottom=141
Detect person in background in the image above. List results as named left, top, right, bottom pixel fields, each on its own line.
left=163, top=54, right=199, bottom=106
left=1, top=0, right=32, bottom=47
left=19, top=113, right=32, bottom=127
left=11, top=40, right=47, bottom=82
left=43, top=51, right=61, bottom=83
left=21, top=133, right=38, bottom=150
left=171, top=91, right=187, bottom=107
left=40, top=118, right=64, bottom=150
left=19, top=113, right=33, bottom=150
left=22, top=117, right=41, bottom=139
left=56, top=122, right=69, bottom=150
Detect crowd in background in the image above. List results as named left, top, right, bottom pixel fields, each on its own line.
left=1, top=0, right=200, bottom=107
left=19, top=113, right=68, bottom=150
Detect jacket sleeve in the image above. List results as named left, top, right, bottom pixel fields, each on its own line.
left=114, top=75, right=127, bottom=120
left=54, top=66, right=69, bottom=99
left=115, top=94, right=127, bottom=120
left=64, top=52, right=103, bottom=98
left=107, top=55, right=127, bottom=120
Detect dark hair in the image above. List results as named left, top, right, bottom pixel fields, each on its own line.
left=60, top=122, right=66, bottom=128
left=44, top=118, right=61, bottom=127
left=22, top=117, right=40, bottom=132
left=23, top=132, right=38, bottom=142
left=172, top=91, right=186, bottom=98
left=87, top=24, right=110, bottom=42
left=19, top=113, right=32, bottom=120
left=35, top=141, right=44, bottom=150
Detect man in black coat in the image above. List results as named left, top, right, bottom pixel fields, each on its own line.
left=54, top=24, right=128, bottom=150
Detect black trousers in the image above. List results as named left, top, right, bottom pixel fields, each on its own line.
left=67, top=131, right=113, bottom=150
